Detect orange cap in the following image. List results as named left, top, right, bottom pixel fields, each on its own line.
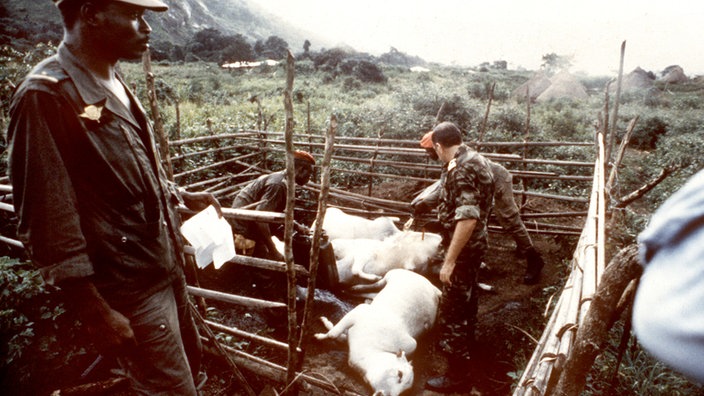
left=293, top=150, right=315, bottom=164
left=419, top=131, right=434, bottom=148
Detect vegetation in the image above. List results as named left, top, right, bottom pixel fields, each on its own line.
left=2, top=37, right=704, bottom=395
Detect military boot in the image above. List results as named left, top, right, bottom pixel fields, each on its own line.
left=425, top=356, right=473, bottom=393
left=523, top=246, right=545, bottom=285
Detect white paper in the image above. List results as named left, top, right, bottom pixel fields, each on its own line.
left=180, top=205, right=236, bottom=269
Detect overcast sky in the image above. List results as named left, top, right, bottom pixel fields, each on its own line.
left=249, top=0, right=704, bottom=77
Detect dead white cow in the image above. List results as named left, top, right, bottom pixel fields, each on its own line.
left=331, top=231, right=442, bottom=286
left=322, top=207, right=401, bottom=241
left=315, top=269, right=441, bottom=396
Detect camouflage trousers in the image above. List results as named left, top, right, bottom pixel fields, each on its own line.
left=436, top=252, right=482, bottom=362
left=492, top=164, right=534, bottom=255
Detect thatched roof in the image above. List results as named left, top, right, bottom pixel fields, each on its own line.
left=618, top=67, right=655, bottom=92
left=660, top=65, right=688, bottom=84
left=511, top=72, right=551, bottom=101
left=536, top=71, right=588, bottom=102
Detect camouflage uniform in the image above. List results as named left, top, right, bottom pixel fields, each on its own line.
left=490, top=161, right=534, bottom=255
left=436, top=144, right=494, bottom=363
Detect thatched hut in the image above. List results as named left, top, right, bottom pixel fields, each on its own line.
left=511, top=72, right=551, bottom=102
left=536, top=70, right=588, bottom=102
left=660, top=65, right=688, bottom=84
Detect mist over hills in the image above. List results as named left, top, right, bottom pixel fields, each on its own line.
left=0, top=0, right=332, bottom=57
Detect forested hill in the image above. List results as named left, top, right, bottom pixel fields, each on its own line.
left=0, top=0, right=328, bottom=58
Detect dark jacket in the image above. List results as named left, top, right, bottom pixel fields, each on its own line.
left=230, top=171, right=288, bottom=238
left=8, top=44, right=183, bottom=306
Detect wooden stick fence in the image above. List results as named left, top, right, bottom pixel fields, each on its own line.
left=0, top=128, right=598, bottom=394
left=512, top=133, right=607, bottom=396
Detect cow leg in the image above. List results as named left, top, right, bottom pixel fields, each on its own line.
left=350, top=255, right=382, bottom=282
left=314, top=305, right=368, bottom=341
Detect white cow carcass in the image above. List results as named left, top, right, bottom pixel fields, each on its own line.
left=315, top=269, right=441, bottom=396
left=331, top=230, right=442, bottom=286
left=321, top=207, right=401, bottom=241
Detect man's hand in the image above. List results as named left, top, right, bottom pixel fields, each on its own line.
left=61, top=279, right=137, bottom=353
left=293, top=221, right=310, bottom=235
left=181, top=190, right=222, bottom=217
left=439, top=260, right=456, bottom=285
left=83, top=306, right=136, bottom=353
left=411, top=200, right=431, bottom=217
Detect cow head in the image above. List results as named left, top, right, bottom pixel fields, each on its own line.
left=365, top=350, right=414, bottom=396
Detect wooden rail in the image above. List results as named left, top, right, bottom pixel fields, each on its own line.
left=0, top=131, right=598, bottom=395
left=512, top=133, right=606, bottom=396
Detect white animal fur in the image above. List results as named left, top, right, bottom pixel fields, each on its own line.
left=315, top=269, right=441, bottom=396
left=321, top=207, right=401, bottom=241
left=331, top=231, right=442, bottom=286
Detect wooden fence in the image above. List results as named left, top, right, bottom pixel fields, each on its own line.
left=168, top=129, right=595, bottom=235
left=0, top=129, right=604, bottom=395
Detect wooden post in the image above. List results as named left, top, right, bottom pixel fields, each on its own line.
left=521, top=88, right=532, bottom=210
left=606, top=116, right=638, bottom=196
left=552, top=245, right=642, bottom=396
left=368, top=129, right=383, bottom=197
left=606, top=41, right=626, bottom=167
left=174, top=99, right=181, bottom=156
left=282, top=49, right=299, bottom=395
left=477, top=81, right=495, bottom=143
left=296, top=113, right=336, bottom=366
left=142, top=49, right=174, bottom=181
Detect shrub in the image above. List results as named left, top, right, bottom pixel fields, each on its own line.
left=0, top=257, right=92, bottom=395
left=630, top=116, right=668, bottom=150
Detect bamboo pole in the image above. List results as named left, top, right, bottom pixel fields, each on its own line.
left=173, top=151, right=261, bottom=179
left=0, top=235, right=23, bottom=249
left=142, top=49, right=174, bottom=181
left=521, top=87, right=532, bottom=210
left=606, top=116, right=638, bottom=195
left=552, top=245, right=641, bottom=396
left=215, top=343, right=360, bottom=395
left=204, top=319, right=289, bottom=352
left=0, top=201, right=15, bottom=213
left=282, top=50, right=300, bottom=395
left=190, top=304, right=256, bottom=396
left=606, top=41, right=626, bottom=167
left=169, top=131, right=260, bottom=146
left=233, top=129, right=592, bottom=148
left=477, top=81, right=495, bottom=143
left=170, top=142, right=256, bottom=162
left=187, top=286, right=287, bottom=309
left=296, top=113, right=336, bottom=373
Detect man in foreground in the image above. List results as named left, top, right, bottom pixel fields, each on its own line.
left=423, top=122, right=495, bottom=392
left=8, top=1, right=220, bottom=394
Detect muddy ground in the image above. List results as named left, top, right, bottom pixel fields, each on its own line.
left=195, top=181, right=578, bottom=396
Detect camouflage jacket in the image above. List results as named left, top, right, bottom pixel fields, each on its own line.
left=437, top=144, right=495, bottom=255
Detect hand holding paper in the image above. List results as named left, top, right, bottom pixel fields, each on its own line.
left=180, top=205, right=236, bottom=269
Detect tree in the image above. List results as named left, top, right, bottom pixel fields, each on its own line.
left=255, top=35, right=289, bottom=60
left=303, top=39, right=311, bottom=54
left=541, top=53, right=573, bottom=75
left=220, top=34, right=255, bottom=63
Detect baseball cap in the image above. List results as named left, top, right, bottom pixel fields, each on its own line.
left=53, top=0, right=169, bottom=12
left=419, top=131, right=434, bottom=148
left=293, top=150, right=316, bottom=165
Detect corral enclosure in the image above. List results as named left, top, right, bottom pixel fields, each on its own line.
left=162, top=128, right=599, bottom=395
left=0, top=125, right=598, bottom=395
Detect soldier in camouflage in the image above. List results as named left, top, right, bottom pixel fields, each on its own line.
left=425, top=122, right=495, bottom=393
left=414, top=131, right=546, bottom=284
